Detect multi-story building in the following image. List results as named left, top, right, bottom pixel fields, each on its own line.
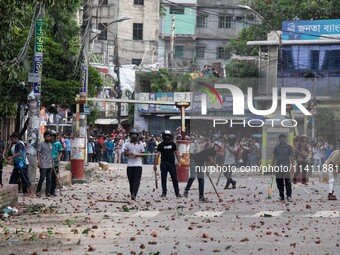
left=91, top=0, right=159, bottom=66
left=159, top=0, right=256, bottom=75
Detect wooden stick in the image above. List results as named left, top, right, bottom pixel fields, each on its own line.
left=134, top=153, right=159, bottom=157
left=53, top=167, right=63, bottom=196
left=154, top=170, right=158, bottom=189
left=97, top=199, right=132, bottom=204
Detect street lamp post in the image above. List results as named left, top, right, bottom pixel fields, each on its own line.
left=91, top=17, right=131, bottom=125
left=71, top=13, right=131, bottom=183
left=238, top=5, right=284, bottom=87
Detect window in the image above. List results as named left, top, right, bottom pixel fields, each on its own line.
left=170, top=6, right=185, bottom=15
left=132, top=58, right=142, bottom=66
left=99, top=0, right=108, bottom=5
left=197, top=16, right=207, bottom=28
left=134, top=0, right=144, bottom=5
left=322, top=50, right=340, bottom=70
left=217, top=47, right=228, bottom=60
left=218, top=16, right=233, bottom=29
left=278, top=48, right=294, bottom=70
left=133, top=23, right=143, bottom=40
left=310, top=50, right=319, bottom=70
left=175, top=45, right=184, bottom=58
left=98, top=23, right=107, bottom=40
left=196, top=48, right=205, bottom=59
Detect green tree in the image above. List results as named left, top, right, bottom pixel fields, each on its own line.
left=0, top=1, right=103, bottom=121
left=138, top=69, right=192, bottom=92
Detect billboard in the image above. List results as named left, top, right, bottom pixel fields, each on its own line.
left=282, top=19, right=340, bottom=40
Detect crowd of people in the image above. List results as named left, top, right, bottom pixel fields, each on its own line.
left=0, top=127, right=338, bottom=202
left=190, top=64, right=221, bottom=78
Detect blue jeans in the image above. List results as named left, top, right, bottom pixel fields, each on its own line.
left=185, top=159, right=205, bottom=198
left=106, top=150, right=114, bottom=163
left=64, top=151, right=71, bottom=161
left=248, top=154, right=257, bottom=167
left=314, top=158, right=321, bottom=171
left=36, top=168, right=52, bottom=195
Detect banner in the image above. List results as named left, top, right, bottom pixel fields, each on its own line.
left=282, top=19, right=340, bottom=40
left=80, top=64, right=87, bottom=97
left=33, top=18, right=44, bottom=96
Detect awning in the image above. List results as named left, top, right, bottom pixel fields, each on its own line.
left=95, top=118, right=129, bottom=125
left=95, top=119, right=118, bottom=125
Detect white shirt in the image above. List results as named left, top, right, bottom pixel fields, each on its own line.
left=224, top=145, right=237, bottom=165
left=125, top=142, right=145, bottom=167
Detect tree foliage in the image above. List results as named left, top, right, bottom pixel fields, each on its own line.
left=138, top=69, right=192, bottom=92
left=0, top=0, right=103, bottom=118
left=225, top=61, right=258, bottom=78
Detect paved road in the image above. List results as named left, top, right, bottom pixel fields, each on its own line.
left=0, top=163, right=339, bottom=255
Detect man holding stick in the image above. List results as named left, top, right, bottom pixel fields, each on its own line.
left=124, top=130, right=145, bottom=201
left=184, top=141, right=223, bottom=202
left=153, top=130, right=183, bottom=198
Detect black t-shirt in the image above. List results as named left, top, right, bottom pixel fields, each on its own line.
left=157, top=141, right=177, bottom=163
left=191, top=147, right=215, bottom=166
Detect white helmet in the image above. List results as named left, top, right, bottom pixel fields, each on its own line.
left=162, top=130, right=172, bottom=137
left=213, top=140, right=223, bottom=148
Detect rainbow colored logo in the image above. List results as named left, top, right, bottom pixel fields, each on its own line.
left=199, top=83, right=222, bottom=106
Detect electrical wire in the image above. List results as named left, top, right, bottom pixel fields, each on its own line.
left=0, top=2, right=43, bottom=70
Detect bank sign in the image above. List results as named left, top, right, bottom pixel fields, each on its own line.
left=282, top=19, right=340, bottom=40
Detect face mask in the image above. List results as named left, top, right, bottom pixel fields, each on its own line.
left=164, top=137, right=170, bottom=142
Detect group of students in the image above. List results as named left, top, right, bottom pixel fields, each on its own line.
left=0, top=130, right=63, bottom=197
left=124, top=129, right=237, bottom=202
left=124, top=129, right=184, bottom=200
left=125, top=129, right=338, bottom=202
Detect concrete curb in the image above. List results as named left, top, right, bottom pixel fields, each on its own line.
left=0, top=165, right=71, bottom=209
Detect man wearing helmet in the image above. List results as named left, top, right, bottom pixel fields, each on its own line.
left=124, top=130, right=145, bottom=200
left=153, top=130, right=183, bottom=198
left=223, top=134, right=238, bottom=189
left=184, top=140, right=223, bottom=201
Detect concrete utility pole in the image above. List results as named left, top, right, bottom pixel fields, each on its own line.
left=169, top=14, right=175, bottom=68
left=238, top=5, right=283, bottom=87
left=26, top=3, right=44, bottom=184
left=71, top=0, right=91, bottom=183
left=114, top=34, right=122, bottom=124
